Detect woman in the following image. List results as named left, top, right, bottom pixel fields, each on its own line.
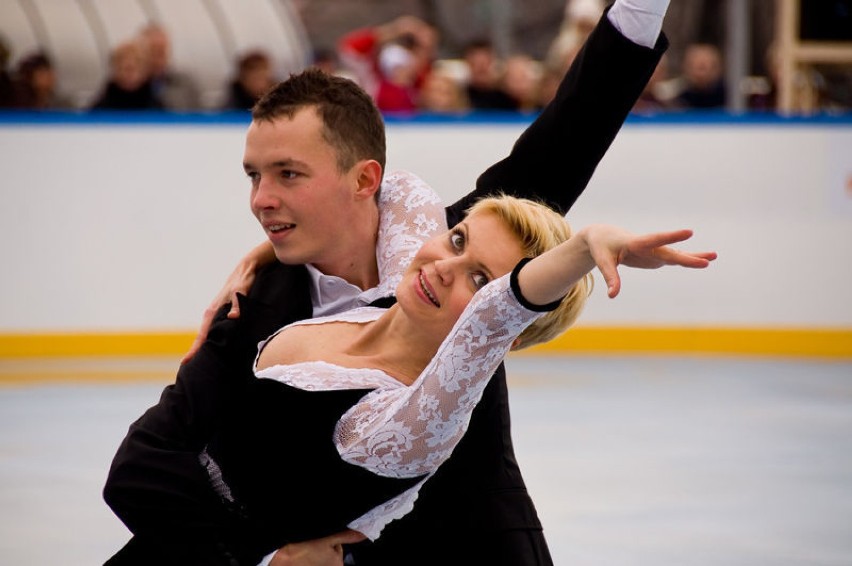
left=196, top=173, right=714, bottom=556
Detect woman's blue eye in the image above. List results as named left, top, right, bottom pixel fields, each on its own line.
left=450, top=231, right=465, bottom=250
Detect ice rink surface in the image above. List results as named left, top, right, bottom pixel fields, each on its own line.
left=1, top=354, right=851, bottom=565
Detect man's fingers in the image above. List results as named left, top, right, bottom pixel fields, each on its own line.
left=180, top=310, right=215, bottom=364
left=180, top=337, right=202, bottom=365
left=227, top=293, right=241, bottom=319
left=330, top=529, right=367, bottom=545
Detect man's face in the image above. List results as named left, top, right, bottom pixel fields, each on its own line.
left=244, top=107, right=361, bottom=267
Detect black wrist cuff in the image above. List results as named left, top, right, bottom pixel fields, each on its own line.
left=510, top=257, right=564, bottom=312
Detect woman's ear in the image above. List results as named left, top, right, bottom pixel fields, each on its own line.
left=354, top=159, right=383, bottom=201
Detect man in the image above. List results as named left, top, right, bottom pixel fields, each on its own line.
left=104, top=2, right=670, bottom=565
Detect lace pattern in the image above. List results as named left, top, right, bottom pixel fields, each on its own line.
left=332, top=278, right=538, bottom=479
left=374, top=170, right=445, bottom=299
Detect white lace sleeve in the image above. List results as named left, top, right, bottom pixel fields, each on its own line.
left=334, top=274, right=544, bottom=478
left=373, top=170, right=447, bottom=298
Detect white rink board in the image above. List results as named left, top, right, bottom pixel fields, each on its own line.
left=1, top=118, right=850, bottom=332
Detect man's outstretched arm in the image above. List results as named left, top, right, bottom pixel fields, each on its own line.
left=448, top=0, right=670, bottom=223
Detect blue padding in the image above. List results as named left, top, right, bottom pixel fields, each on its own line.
left=0, top=109, right=850, bottom=127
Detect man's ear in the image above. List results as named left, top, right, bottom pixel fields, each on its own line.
left=353, top=159, right=383, bottom=201
left=509, top=337, right=523, bottom=351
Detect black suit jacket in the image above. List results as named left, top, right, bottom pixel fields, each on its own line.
left=103, top=12, right=667, bottom=566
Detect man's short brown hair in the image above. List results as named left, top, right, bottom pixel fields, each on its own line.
left=252, top=68, right=387, bottom=174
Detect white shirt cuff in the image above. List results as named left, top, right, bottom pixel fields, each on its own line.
left=607, top=0, right=669, bottom=48
left=258, top=551, right=275, bottom=566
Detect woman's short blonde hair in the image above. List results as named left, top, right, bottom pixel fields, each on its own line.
left=466, top=194, right=593, bottom=350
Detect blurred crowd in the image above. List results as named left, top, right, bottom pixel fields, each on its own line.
left=1, top=0, right=849, bottom=115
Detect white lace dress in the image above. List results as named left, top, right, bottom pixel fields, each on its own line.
left=252, top=170, right=548, bottom=540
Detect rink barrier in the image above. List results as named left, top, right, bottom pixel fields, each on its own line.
left=3, top=110, right=851, bottom=370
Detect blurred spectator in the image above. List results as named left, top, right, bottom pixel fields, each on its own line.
left=138, top=23, right=201, bottom=110
left=746, top=42, right=780, bottom=111
left=338, top=15, right=438, bottom=112
left=746, top=42, right=838, bottom=114
left=538, top=0, right=601, bottom=110
left=418, top=67, right=469, bottom=113
left=310, top=46, right=341, bottom=75
left=537, top=64, right=565, bottom=110
left=545, top=0, right=603, bottom=74
left=222, top=50, right=275, bottom=110
left=538, top=40, right=582, bottom=109
left=810, top=65, right=852, bottom=111
left=0, top=35, right=15, bottom=108
left=90, top=40, right=163, bottom=110
left=13, top=52, right=73, bottom=109
left=501, top=54, right=543, bottom=112
left=375, top=39, right=420, bottom=111
left=672, top=43, right=726, bottom=109
left=632, top=54, right=676, bottom=114
left=462, top=38, right=516, bottom=110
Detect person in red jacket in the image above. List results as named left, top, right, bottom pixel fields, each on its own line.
left=338, top=15, right=437, bottom=112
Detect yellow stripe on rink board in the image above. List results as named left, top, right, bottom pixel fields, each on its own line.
left=1, top=327, right=851, bottom=362
left=521, top=326, right=852, bottom=359
left=0, top=356, right=182, bottom=386
left=0, top=331, right=196, bottom=358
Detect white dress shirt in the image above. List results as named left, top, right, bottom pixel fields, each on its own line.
left=305, top=264, right=384, bottom=317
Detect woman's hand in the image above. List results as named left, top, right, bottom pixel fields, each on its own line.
left=584, top=225, right=717, bottom=298
left=517, top=224, right=716, bottom=307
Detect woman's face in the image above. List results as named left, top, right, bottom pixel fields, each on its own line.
left=398, top=210, right=524, bottom=337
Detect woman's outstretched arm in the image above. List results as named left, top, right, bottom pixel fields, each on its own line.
left=517, top=225, right=717, bottom=305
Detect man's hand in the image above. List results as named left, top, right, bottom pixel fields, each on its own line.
left=181, top=241, right=275, bottom=364
left=269, top=530, right=367, bottom=566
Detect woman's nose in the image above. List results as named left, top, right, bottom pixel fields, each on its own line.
left=433, top=257, right=456, bottom=285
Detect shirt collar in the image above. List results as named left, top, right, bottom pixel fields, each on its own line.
left=305, top=263, right=384, bottom=317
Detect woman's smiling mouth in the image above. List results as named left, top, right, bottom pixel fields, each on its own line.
left=419, top=270, right=441, bottom=307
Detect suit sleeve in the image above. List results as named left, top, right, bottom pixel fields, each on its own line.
left=446, top=8, right=668, bottom=225
left=103, top=264, right=311, bottom=565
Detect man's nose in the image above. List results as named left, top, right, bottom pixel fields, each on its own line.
left=252, top=177, right=278, bottom=209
